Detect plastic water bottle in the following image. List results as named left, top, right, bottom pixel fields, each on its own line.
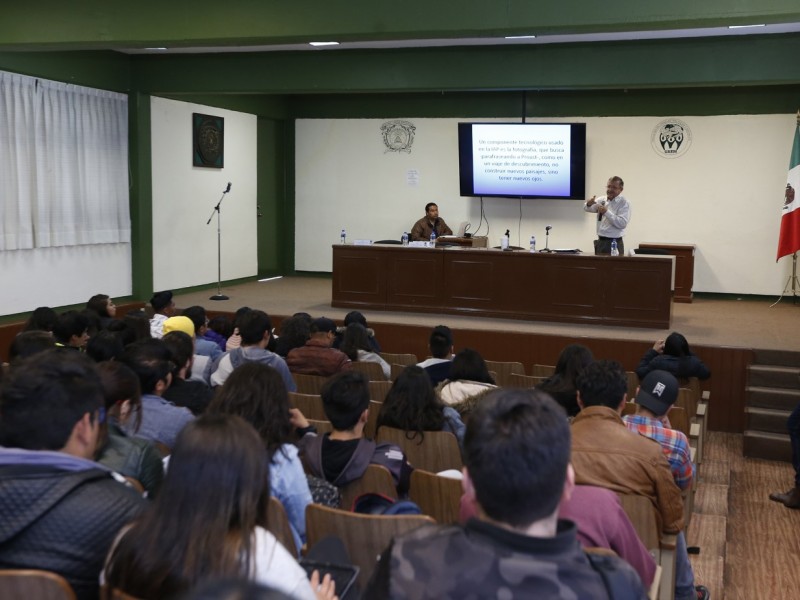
left=611, top=240, right=619, bottom=256
left=430, top=231, right=437, bottom=246
left=402, top=232, right=409, bottom=246
left=340, top=229, right=346, bottom=245
left=530, top=235, right=536, bottom=253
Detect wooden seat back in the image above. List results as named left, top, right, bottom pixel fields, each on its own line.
left=531, top=363, right=555, bottom=377
left=338, top=463, right=398, bottom=511
left=379, top=352, right=418, bottom=367
left=484, top=360, right=525, bottom=387
left=376, top=426, right=462, bottom=473
left=351, top=361, right=387, bottom=381
left=305, top=504, right=434, bottom=589
left=409, top=469, right=462, bottom=524
left=508, top=373, right=545, bottom=388
left=288, top=392, right=327, bottom=420
left=292, top=373, right=328, bottom=395
left=267, top=496, right=298, bottom=557
left=0, top=570, right=76, bottom=600
left=367, top=380, right=392, bottom=402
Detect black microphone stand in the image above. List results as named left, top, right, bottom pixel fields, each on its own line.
left=206, top=184, right=231, bottom=301
left=540, top=226, right=554, bottom=253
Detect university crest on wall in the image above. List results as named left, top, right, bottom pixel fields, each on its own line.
left=381, top=120, right=416, bottom=153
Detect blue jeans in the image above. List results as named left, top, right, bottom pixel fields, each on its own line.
left=788, top=402, right=800, bottom=487
left=674, top=531, right=697, bottom=600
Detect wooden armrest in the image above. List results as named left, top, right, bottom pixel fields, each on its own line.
left=659, top=533, right=678, bottom=551
left=701, top=390, right=710, bottom=401
left=696, top=403, right=707, bottom=417
left=689, top=422, right=701, bottom=438
left=690, top=445, right=697, bottom=463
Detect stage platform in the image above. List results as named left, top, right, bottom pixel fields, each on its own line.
left=174, top=275, right=800, bottom=352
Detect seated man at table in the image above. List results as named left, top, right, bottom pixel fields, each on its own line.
left=410, top=202, right=453, bottom=241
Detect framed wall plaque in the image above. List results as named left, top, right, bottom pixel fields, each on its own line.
left=193, top=113, right=224, bottom=168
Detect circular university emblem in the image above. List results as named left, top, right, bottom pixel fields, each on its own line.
left=651, top=118, right=692, bottom=159
left=381, top=120, right=416, bottom=153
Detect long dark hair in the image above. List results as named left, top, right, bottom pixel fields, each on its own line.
left=339, top=322, right=372, bottom=361
left=377, top=365, right=445, bottom=439
left=207, top=362, right=294, bottom=459
left=537, top=344, right=593, bottom=417
left=104, top=414, right=270, bottom=599
left=448, top=348, right=495, bottom=385
left=96, top=361, right=143, bottom=432
left=663, top=331, right=698, bottom=378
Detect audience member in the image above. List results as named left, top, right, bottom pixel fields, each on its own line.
left=162, top=315, right=213, bottom=385
left=339, top=322, right=390, bottom=379
left=298, top=371, right=412, bottom=495
left=377, top=365, right=465, bottom=444
left=572, top=360, right=707, bottom=600
left=121, top=309, right=152, bottom=344
left=209, top=363, right=313, bottom=551
left=86, top=294, right=117, bottom=330
left=417, top=325, right=454, bottom=386
left=95, top=361, right=165, bottom=497
left=206, top=314, right=232, bottom=352
left=86, top=330, right=125, bottom=362
left=770, top=385, right=800, bottom=509
left=536, top=343, right=594, bottom=417
left=182, top=305, right=223, bottom=360
left=118, top=339, right=195, bottom=448
left=365, top=387, right=646, bottom=598
left=162, top=330, right=213, bottom=415
left=333, top=310, right=381, bottom=353
left=210, top=310, right=296, bottom=391
left=274, top=314, right=312, bottom=358
left=0, top=350, right=144, bottom=600
left=53, top=311, right=90, bottom=350
left=8, top=330, right=54, bottom=362
left=149, top=290, right=175, bottom=339
left=636, top=332, right=711, bottom=381
left=436, top=348, right=496, bottom=407
left=102, top=414, right=335, bottom=600
left=286, top=317, right=352, bottom=377
left=22, top=306, right=58, bottom=333
left=225, top=306, right=253, bottom=351
left=623, top=370, right=694, bottom=491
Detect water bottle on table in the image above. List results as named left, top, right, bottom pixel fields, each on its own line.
left=340, top=229, right=346, bottom=245
left=611, top=240, right=619, bottom=256
left=430, top=231, right=437, bottom=247
left=530, top=235, right=536, bottom=253
left=402, top=232, right=409, bottom=246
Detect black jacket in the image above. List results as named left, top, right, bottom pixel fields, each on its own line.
left=0, top=451, right=144, bottom=600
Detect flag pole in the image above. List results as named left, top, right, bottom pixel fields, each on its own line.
left=770, top=251, right=800, bottom=307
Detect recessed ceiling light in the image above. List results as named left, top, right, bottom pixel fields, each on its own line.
left=728, top=24, right=766, bottom=29
left=309, top=41, right=340, bottom=47
left=504, top=35, right=537, bottom=39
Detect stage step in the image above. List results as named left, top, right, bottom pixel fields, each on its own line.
left=746, top=386, right=800, bottom=411
left=745, top=406, right=791, bottom=435
left=743, top=430, right=792, bottom=462
left=748, top=365, right=800, bottom=389
left=753, top=349, right=800, bottom=368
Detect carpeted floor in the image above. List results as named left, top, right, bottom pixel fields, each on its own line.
left=174, top=276, right=800, bottom=351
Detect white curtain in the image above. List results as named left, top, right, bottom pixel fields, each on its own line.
left=0, top=71, right=130, bottom=251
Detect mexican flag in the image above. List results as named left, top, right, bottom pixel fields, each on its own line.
left=777, top=116, right=800, bottom=261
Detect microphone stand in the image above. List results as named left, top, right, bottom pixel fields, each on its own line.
left=540, top=226, right=554, bottom=253
left=206, top=184, right=231, bottom=301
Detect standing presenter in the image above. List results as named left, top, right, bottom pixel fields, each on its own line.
left=410, top=202, right=453, bottom=241
left=583, top=176, right=631, bottom=255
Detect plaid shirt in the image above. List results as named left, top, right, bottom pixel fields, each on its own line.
left=623, top=414, right=694, bottom=490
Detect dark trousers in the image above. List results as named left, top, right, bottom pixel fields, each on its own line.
left=594, top=237, right=624, bottom=255
left=789, top=402, right=800, bottom=486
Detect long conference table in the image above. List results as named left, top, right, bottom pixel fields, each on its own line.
left=331, top=244, right=675, bottom=328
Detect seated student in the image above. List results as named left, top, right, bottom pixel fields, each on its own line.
left=298, top=371, right=412, bottom=495
left=417, top=325, right=455, bottom=387
left=377, top=365, right=465, bottom=445
left=274, top=314, right=312, bottom=358
left=22, top=306, right=58, bottom=333
left=209, top=363, right=313, bottom=552
left=95, top=361, right=165, bottom=497
left=225, top=306, right=253, bottom=351
left=85, top=330, right=125, bottom=362
left=436, top=348, right=496, bottom=407
left=161, top=330, right=213, bottom=416
left=623, top=370, right=694, bottom=493
left=536, top=343, right=594, bottom=417
left=333, top=310, right=381, bottom=353
left=339, top=322, right=391, bottom=379
left=636, top=332, right=711, bottom=381
left=210, top=310, right=296, bottom=392
left=118, top=339, right=195, bottom=449
left=0, top=350, right=144, bottom=600
left=205, top=314, right=231, bottom=352
left=8, top=330, right=55, bottom=362
left=148, top=290, right=176, bottom=339
left=85, top=294, right=117, bottom=330
left=365, top=387, right=646, bottom=598
left=286, top=317, right=352, bottom=377
left=102, top=414, right=335, bottom=600
left=53, top=311, right=91, bottom=350
left=181, top=305, right=223, bottom=360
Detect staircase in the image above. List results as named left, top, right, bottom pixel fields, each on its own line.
left=743, top=349, right=800, bottom=461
